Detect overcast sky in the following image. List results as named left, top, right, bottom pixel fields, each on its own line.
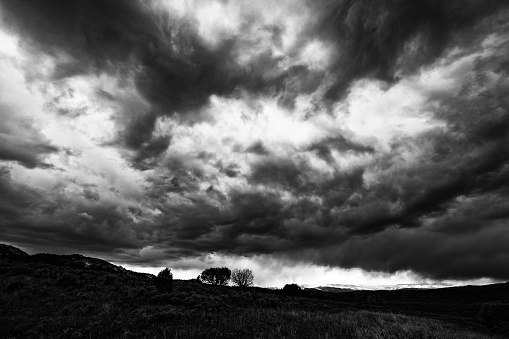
left=0, top=0, right=508, bottom=288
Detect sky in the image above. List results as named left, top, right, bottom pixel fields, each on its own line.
left=0, top=0, right=508, bottom=288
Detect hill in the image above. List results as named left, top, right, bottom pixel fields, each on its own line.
left=0, top=244, right=30, bottom=259
left=0, top=243, right=144, bottom=276
left=30, top=253, right=128, bottom=273
left=1, top=244, right=508, bottom=338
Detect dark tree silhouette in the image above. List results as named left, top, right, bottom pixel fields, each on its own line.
left=282, top=283, right=302, bottom=295
left=199, top=267, right=231, bottom=286
left=153, top=267, right=173, bottom=292
left=231, top=268, right=254, bottom=288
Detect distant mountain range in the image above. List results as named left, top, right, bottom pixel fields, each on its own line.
left=0, top=243, right=152, bottom=278
left=306, top=283, right=466, bottom=292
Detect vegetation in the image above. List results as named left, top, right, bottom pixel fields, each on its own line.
left=153, top=268, right=173, bottom=293
left=199, top=267, right=231, bottom=286
left=1, top=246, right=508, bottom=338
left=282, top=283, right=302, bottom=295
left=231, top=268, right=254, bottom=288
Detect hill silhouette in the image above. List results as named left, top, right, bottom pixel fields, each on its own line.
left=0, top=244, right=151, bottom=277
left=1, top=244, right=508, bottom=338
left=0, top=244, right=30, bottom=259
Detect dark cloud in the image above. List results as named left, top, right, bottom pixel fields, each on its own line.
left=307, top=136, right=374, bottom=163
left=171, top=190, right=289, bottom=256
left=216, top=161, right=241, bottom=178
left=0, top=136, right=58, bottom=169
left=105, top=94, right=172, bottom=169
left=245, top=141, right=270, bottom=155
left=299, top=225, right=509, bottom=280
left=0, top=167, right=41, bottom=217
left=0, top=99, right=59, bottom=168
left=274, top=65, right=324, bottom=108
left=83, top=189, right=100, bottom=202
left=0, top=0, right=318, bottom=161
left=0, top=215, right=141, bottom=258
left=0, top=168, right=143, bottom=256
left=342, top=138, right=509, bottom=235
left=248, top=157, right=308, bottom=192
left=136, top=136, right=172, bottom=163
left=310, top=0, right=509, bottom=99
left=165, top=25, right=509, bottom=279
left=383, top=64, right=508, bottom=234
left=224, top=168, right=240, bottom=178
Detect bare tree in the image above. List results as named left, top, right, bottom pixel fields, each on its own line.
left=231, top=268, right=254, bottom=288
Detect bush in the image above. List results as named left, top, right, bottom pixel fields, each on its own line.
left=199, top=267, right=231, bottom=286
left=231, top=269, right=254, bottom=288
left=282, top=284, right=302, bottom=295
left=153, top=268, right=173, bottom=293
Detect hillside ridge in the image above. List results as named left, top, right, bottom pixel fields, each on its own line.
left=0, top=243, right=149, bottom=277
left=0, top=244, right=30, bottom=259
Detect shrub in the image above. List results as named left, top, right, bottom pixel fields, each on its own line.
left=231, top=269, right=254, bottom=288
left=282, top=283, right=302, bottom=295
left=153, top=268, right=173, bottom=293
left=199, top=267, right=231, bottom=286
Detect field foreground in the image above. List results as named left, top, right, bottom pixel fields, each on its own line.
left=1, top=256, right=508, bottom=338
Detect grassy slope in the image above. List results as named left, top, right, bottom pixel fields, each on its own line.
left=0, top=258, right=507, bottom=339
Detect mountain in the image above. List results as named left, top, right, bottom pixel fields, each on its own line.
left=305, top=286, right=354, bottom=293
left=0, top=244, right=29, bottom=259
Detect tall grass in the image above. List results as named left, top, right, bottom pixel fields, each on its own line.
left=157, top=308, right=499, bottom=339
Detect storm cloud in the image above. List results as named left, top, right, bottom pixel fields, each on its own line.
left=310, top=0, right=509, bottom=100
left=0, top=0, right=508, bottom=285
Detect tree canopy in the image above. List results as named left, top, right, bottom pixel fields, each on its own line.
left=199, top=267, right=231, bottom=286
left=153, top=267, right=173, bottom=292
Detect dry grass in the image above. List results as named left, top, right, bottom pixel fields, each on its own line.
left=163, top=308, right=499, bottom=339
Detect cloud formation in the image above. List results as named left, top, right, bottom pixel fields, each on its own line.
left=311, top=0, right=509, bottom=99
left=0, top=0, right=508, bottom=284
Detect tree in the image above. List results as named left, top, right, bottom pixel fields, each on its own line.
left=199, top=267, right=231, bottom=286
left=231, top=268, right=254, bottom=288
left=153, top=267, right=173, bottom=292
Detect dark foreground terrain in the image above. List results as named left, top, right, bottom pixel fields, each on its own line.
left=1, top=245, right=508, bottom=339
